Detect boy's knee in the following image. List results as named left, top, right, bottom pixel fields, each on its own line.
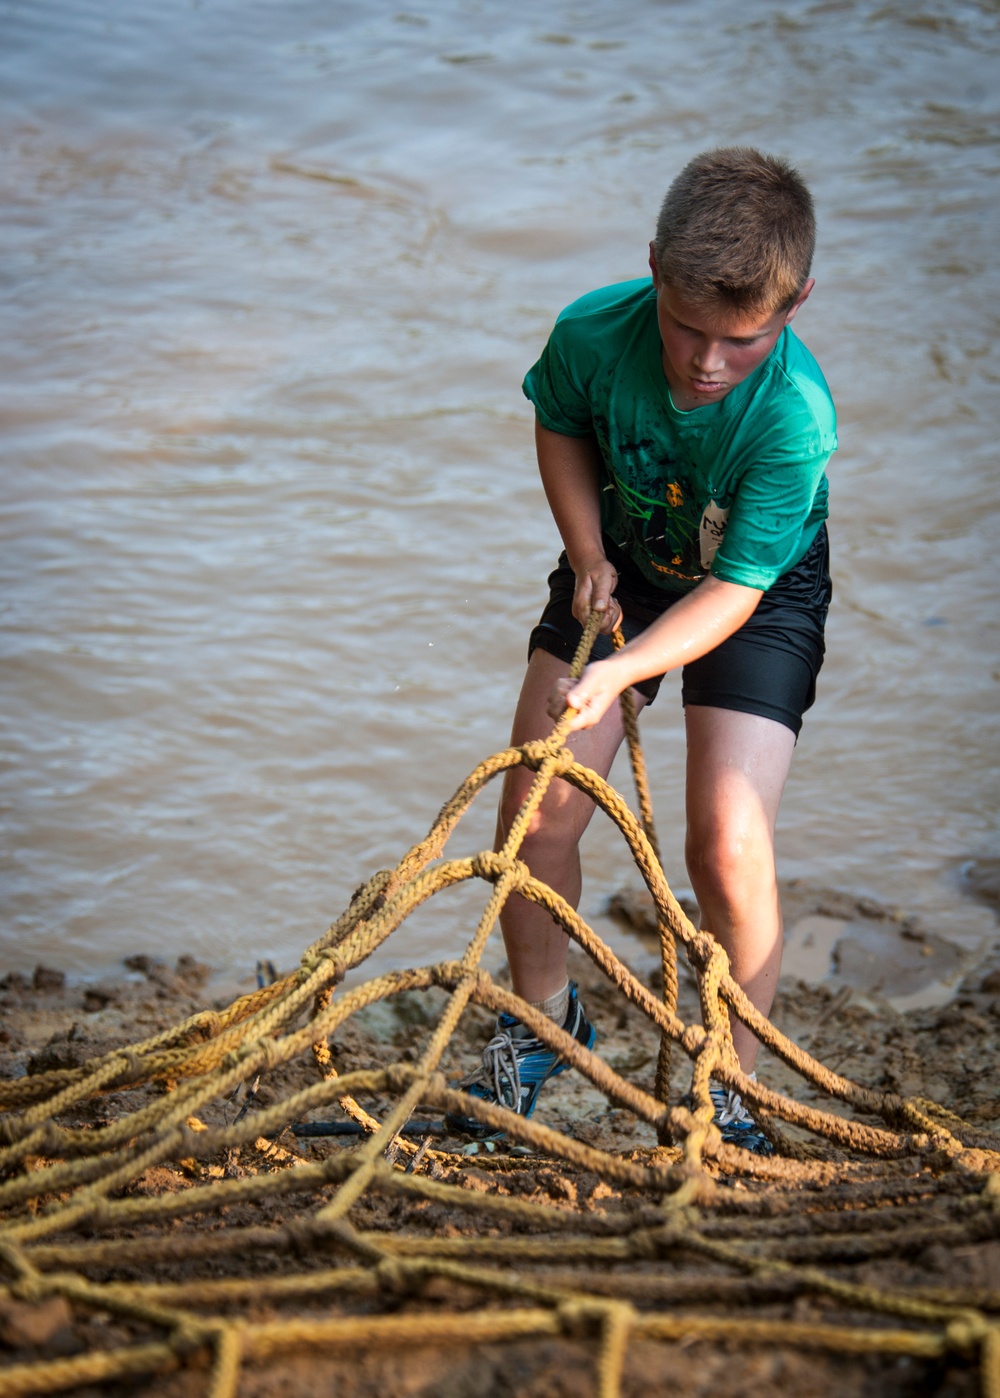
left=685, top=820, right=774, bottom=906
left=498, top=776, right=585, bottom=850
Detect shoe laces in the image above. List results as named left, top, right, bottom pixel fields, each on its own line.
left=476, top=1027, right=526, bottom=1108
left=711, top=1072, right=760, bottom=1129
left=714, top=1087, right=754, bottom=1129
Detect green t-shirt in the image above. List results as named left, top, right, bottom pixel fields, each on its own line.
left=523, top=278, right=837, bottom=593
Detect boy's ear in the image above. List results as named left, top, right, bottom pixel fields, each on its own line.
left=648, top=241, right=661, bottom=287
left=784, top=277, right=815, bottom=323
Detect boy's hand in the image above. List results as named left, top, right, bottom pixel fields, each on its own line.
left=548, top=660, right=624, bottom=730
left=571, top=557, right=622, bottom=634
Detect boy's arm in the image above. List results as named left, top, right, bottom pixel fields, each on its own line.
left=536, top=421, right=622, bottom=633
left=552, top=575, right=762, bottom=730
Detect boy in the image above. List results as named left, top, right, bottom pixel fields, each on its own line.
left=451, top=148, right=835, bottom=1154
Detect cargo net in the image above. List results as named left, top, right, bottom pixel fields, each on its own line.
left=1, top=611, right=999, bottom=1398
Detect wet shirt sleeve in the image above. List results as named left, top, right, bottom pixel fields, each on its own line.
left=522, top=320, right=596, bottom=438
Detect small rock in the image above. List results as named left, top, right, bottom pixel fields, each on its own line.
left=981, top=970, right=1000, bottom=994
left=149, top=964, right=181, bottom=991
left=82, top=987, right=118, bottom=1012
left=0, top=1295, right=74, bottom=1349
left=27, top=1036, right=89, bottom=1075
left=963, top=858, right=1000, bottom=912
left=32, top=966, right=65, bottom=993
left=124, top=954, right=155, bottom=975
left=176, top=955, right=211, bottom=986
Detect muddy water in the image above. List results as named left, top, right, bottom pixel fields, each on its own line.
left=1, top=1, right=998, bottom=989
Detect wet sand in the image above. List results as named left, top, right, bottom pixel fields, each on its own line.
left=2, top=871, right=998, bottom=1395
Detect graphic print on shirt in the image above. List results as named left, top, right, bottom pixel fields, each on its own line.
left=699, top=500, right=730, bottom=571
left=602, top=445, right=732, bottom=585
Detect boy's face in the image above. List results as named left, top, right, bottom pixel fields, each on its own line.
left=649, top=245, right=813, bottom=413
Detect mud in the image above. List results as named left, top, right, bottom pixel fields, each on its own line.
left=1, top=881, right=998, bottom=1396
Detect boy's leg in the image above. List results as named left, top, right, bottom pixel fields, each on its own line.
left=445, top=647, right=644, bottom=1136
left=683, top=704, right=796, bottom=1073
left=497, top=647, right=645, bottom=1002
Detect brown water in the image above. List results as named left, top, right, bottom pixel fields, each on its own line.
left=2, top=0, right=998, bottom=987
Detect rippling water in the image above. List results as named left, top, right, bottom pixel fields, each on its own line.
left=1, top=0, right=998, bottom=982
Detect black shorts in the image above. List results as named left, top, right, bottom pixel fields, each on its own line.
left=528, top=526, right=832, bottom=738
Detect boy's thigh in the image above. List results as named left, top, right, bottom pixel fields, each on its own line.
left=684, top=705, right=796, bottom=842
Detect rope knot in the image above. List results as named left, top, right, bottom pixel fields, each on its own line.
left=350, top=868, right=394, bottom=911
left=471, top=850, right=506, bottom=881
left=0, top=1116, right=21, bottom=1146
left=316, top=949, right=348, bottom=985
left=471, top=851, right=530, bottom=890
left=376, top=1258, right=414, bottom=1294
left=300, top=947, right=348, bottom=985
left=627, top=1230, right=660, bottom=1261
left=680, top=1024, right=706, bottom=1055
left=385, top=1063, right=415, bottom=1093
left=558, top=1298, right=636, bottom=1339
left=80, top=1199, right=113, bottom=1235
left=557, top=1300, right=604, bottom=1338
left=520, top=739, right=575, bottom=776
left=0, top=1240, right=28, bottom=1275
left=42, top=1120, right=65, bottom=1154
left=199, top=1009, right=223, bottom=1037
left=284, top=1217, right=320, bottom=1254
left=173, top=1322, right=214, bottom=1356
left=432, top=960, right=465, bottom=989
left=945, top=1315, right=990, bottom=1350
left=11, top=1274, right=50, bottom=1305
left=112, top=1051, right=147, bottom=1085
left=519, top=738, right=556, bottom=768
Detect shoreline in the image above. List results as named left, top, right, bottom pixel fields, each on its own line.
left=3, top=872, right=998, bottom=1142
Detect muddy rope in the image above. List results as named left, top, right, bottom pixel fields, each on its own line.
left=1, top=609, right=998, bottom=1398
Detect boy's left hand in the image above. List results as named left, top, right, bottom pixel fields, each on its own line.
left=548, top=660, right=624, bottom=730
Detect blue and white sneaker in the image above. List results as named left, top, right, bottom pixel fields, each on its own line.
left=709, top=1079, right=774, bottom=1156
left=446, top=983, right=596, bottom=1139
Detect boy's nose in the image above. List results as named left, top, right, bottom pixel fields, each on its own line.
left=693, top=341, right=725, bottom=373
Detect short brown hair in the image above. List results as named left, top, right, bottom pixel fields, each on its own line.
left=653, top=147, right=815, bottom=316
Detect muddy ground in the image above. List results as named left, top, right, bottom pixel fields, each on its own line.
left=1, top=868, right=998, bottom=1397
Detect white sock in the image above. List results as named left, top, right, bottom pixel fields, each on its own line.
left=507, top=983, right=572, bottom=1040
left=530, top=982, right=570, bottom=1026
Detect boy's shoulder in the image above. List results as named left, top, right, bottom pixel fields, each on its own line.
left=753, top=328, right=837, bottom=442
left=554, top=277, right=655, bottom=328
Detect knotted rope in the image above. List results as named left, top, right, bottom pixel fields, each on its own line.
left=1, top=609, right=997, bottom=1398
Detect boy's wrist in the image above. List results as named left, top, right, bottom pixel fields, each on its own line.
left=589, top=649, right=636, bottom=692
left=567, top=545, right=609, bottom=576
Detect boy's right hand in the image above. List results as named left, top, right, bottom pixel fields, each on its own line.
left=571, top=557, right=622, bottom=634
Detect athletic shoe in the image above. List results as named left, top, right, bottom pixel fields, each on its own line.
left=445, top=983, right=596, bottom=1138
left=709, top=1080, right=774, bottom=1156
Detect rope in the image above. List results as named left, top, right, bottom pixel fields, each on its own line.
left=1, top=605, right=997, bottom=1398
